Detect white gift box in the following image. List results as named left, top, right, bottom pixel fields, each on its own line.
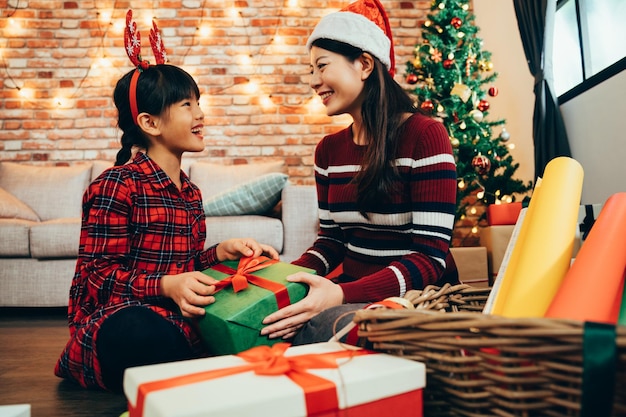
left=0, top=405, right=30, bottom=417
left=123, top=342, right=426, bottom=417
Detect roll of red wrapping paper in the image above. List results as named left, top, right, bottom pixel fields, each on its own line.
left=545, top=192, right=626, bottom=323
left=493, top=157, right=584, bottom=318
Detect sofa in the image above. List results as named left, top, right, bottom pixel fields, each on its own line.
left=0, top=160, right=319, bottom=307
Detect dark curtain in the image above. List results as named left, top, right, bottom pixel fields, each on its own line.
left=513, top=0, right=571, bottom=180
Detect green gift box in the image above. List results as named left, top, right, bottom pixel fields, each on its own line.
left=198, top=258, right=312, bottom=355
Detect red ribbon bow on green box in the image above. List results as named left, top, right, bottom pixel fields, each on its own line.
left=211, top=256, right=291, bottom=308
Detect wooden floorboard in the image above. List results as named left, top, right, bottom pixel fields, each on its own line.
left=0, top=308, right=127, bottom=417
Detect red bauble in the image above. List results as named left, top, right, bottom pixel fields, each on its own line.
left=488, top=86, right=499, bottom=97
left=443, top=59, right=454, bottom=69
left=406, top=73, right=418, bottom=84
left=477, top=99, right=490, bottom=112
left=451, top=17, right=462, bottom=29
left=472, top=154, right=491, bottom=175
left=420, top=100, right=434, bottom=113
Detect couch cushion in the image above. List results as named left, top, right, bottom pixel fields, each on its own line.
left=204, top=173, right=289, bottom=216
left=189, top=161, right=284, bottom=200
left=0, top=162, right=91, bottom=221
left=90, top=160, right=114, bottom=181
left=29, top=218, right=81, bottom=259
left=0, top=187, right=40, bottom=222
left=0, top=219, right=34, bottom=257
left=204, top=215, right=283, bottom=254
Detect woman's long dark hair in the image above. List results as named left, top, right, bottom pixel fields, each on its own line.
left=112, top=64, right=201, bottom=166
left=312, top=39, right=417, bottom=215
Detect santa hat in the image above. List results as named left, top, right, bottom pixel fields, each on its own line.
left=306, top=0, right=395, bottom=75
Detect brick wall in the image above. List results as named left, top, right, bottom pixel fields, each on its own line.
left=0, top=0, right=478, bottom=245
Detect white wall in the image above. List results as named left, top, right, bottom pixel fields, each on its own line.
left=560, top=71, right=626, bottom=204
left=473, top=0, right=535, bottom=188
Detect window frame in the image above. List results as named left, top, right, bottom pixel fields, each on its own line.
left=555, top=0, right=626, bottom=104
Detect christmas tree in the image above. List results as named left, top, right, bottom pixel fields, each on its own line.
left=405, top=0, right=532, bottom=235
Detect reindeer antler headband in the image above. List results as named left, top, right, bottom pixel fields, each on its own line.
left=124, top=10, right=168, bottom=125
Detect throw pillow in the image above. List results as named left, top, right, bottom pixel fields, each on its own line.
left=0, top=162, right=91, bottom=221
left=189, top=161, right=285, bottom=199
left=203, top=173, right=289, bottom=216
left=0, top=187, right=40, bottom=222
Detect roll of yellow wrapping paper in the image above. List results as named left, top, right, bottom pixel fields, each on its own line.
left=492, top=157, right=584, bottom=318
left=487, top=181, right=542, bottom=315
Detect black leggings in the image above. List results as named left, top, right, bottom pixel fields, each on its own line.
left=96, top=306, right=195, bottom=392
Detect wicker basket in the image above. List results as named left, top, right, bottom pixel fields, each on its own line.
left=354, top=284, right=626, bottom=417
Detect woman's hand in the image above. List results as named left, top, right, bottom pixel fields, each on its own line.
left=260, top=272, right=344, bottom=340
left=160, top=271, right=220, bottom=318
left=216, top=238, right=279, bottom=262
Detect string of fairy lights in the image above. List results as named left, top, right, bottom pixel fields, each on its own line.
left=0, top=0, right=324, bottom=114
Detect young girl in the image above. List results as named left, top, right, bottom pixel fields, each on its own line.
left=55, top=16, right=278, bottom=391
left=261, top=0, right=459, bottom=343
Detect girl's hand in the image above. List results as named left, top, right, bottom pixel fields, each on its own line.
left=216, top=238, right=279, bottom=262
left=160, top=271, right=220, bottom=318
left=260, top=272, right=344, bottom=340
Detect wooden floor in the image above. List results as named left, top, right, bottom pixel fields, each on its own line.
left=0, top=308, right=127, bottom=417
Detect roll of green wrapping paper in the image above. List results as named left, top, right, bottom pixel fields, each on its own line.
left=493, top=157, right=584, bottom=318
left=545, top=193, right=626, bottom=323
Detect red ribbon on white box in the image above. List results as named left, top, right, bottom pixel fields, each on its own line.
left=128, top=343, right=374, bottom=417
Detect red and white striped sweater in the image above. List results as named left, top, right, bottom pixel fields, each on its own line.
left=292, top=113, right=459, bottom=303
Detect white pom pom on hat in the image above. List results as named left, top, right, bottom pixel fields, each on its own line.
left=306, top=0, right=395, bottom=76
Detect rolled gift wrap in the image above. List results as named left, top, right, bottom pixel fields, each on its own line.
left=496, top=157, right=584, bottom=318
left=545, top=192, right=626, bottom=323
left=490, top=176, right=546, bottom=314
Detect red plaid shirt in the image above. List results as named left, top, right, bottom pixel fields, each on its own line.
left=55, top=153, right=218, bottom=389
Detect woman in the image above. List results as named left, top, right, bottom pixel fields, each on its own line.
left=261, top=0, right=459, bottom=343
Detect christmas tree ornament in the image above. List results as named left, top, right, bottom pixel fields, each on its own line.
left=449, top=136, right=460, bottom=148
left=451, top=17, right=462, bottom=29
left=478, top=59, right=493, bottom=71
left=499, top=128, right=511, bottom=141
left=469, top=109, right=484, bottom=122
left=420, top=99, right=434, bottom=113
left=412, top=57, right=421, bottom=68
left=443, top=59, right=454, bottom=69
left=431, top=48, right=442, bottom=63
left=465, top=57, right=475, bottom=76
left=477, top=99, right=490, bottom=111
left=488, top=85, right=499, bottom=97
left=472, top=154, right=491, bottom=175
left=406, top=73, right=418, bottom=84
left=451, top=83, right=470, bottom=100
